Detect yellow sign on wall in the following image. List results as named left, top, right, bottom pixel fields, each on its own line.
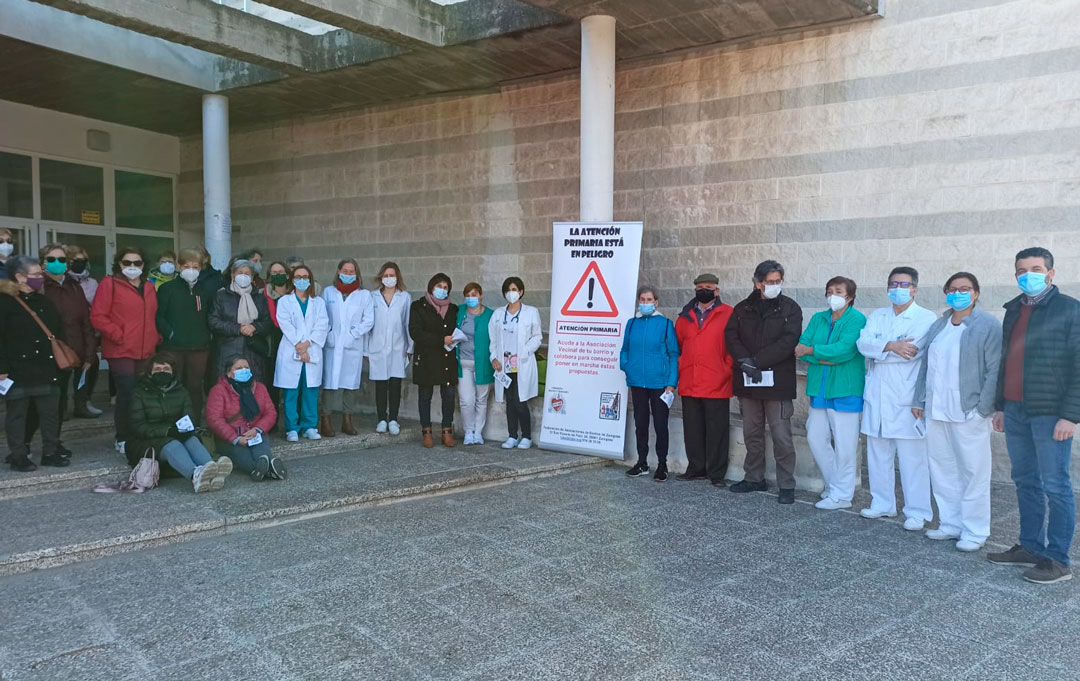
left=80, top=210, right=101, bottom=224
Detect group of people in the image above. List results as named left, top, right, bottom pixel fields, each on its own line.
left=621, top=249, right=1077, bottom=585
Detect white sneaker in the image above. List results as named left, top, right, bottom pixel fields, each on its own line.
left=86, top=403, right=104, bottom=416
left=210, top=456, right=232, bottom=491
left=115, top=440, right=126, bottom=455
left=814, top=498, right=852, bottom=511
left=286, top=431, right=299, bottom=442
left=925, top=528, right=961, bottom=541
left=859, top=508, right=896, bottom=520
left=501, top=438, right=519, bottom=449
left=956, top=539, right=984, bottom=552
left=903, top=517, right=925, bottom=532
left=464, top=432, right=476, bottom=445
left=192, top=464, right=210, bottom=493
left=303, top=428, right=321, bottom=440
left=474, top=432, right=484, bottom=445
left=376, top=420, right=388, bottom=433
left=819, top=489, right=831, bottom=500
left=388, top=421, right=401, bottom=435
left=516, top=438, right=532, bottom=449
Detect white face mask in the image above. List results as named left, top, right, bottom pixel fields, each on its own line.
left=505, top=290, right=521, bottom=304
left=381, top=276, right=397, bottom=289
left=763, top=284, right=782, bottom=300
left=180, top=268, right=200, bottom=284
left=827, top=294, right=847, bottom=311
left=122, top=266, right=143, bottom=280
left=158, top=261, right=176, bottom=275
left=0, top=242, right=13, bottom=257
left=234, top=273, right=252, bottom=289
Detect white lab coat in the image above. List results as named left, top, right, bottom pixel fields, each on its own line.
left=273, top=293, right=330, bottom=389
left=488, top=303, right=543, bottom=402
left=858, top=302, right=938, bottom=439
left=322, top=287, right=375, bottom=390
left=367, top=289, right=413, bottom=381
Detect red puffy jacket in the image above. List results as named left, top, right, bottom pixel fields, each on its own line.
left=674, top=298, right=734, bottom=399
left=205, top=377, right=277, bottom=443
left=89, top=276, right=160, bottom=361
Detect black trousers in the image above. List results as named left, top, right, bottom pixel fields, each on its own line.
left=73, top=359, right=99, bottom=410
left=631, top=387, right=670, bottom=467
left=25, top=369, right=71, bottom=446
left=681, top=396, right=730, bottom=483
left=6, top=389, right=60, bottom=460
left=418, top=384, right=455, bottom=429
left=505, top=374, right=531, bottom=439
left=375, top=378, right=402, bottom=422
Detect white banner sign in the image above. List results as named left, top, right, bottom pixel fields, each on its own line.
left=539, top=221, right=643, bottom=459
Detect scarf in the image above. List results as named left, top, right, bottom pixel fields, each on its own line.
left=228, top=379, right=260, bottom=421
left=230, top=279, right=258, bottom=325
left=335, top=278, right=360, bottom=296
left=425, top=291, right=450, bottom=318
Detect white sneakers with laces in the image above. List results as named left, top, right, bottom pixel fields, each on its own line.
left=303, top=428, right=321, bottom=440
left=286, top=431, right=299, bottom=442
left=814, top=498, right=851, bottom=510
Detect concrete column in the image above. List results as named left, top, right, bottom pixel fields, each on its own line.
left=579, top=14, right=615, bottom=222
left=201, top=94, right=232, bottom=270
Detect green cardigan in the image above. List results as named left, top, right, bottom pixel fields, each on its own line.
left=456, top=305, right=494, bottom=385
left=799, top=306, right=867, bottom=399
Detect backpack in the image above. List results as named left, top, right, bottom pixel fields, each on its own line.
left=94, top=447, right=160, bottom=494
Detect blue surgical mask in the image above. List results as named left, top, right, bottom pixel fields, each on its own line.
left=1017, top=272, right=1048, bottom=296
left=339, top=273, right=357, bottom=285
left=465, top=296, right=479, bottom=308
left=293, top=278, right=310, bottom=292
left=433, top=288, right=449, bottom=300
left=159, top=261, right=176, bottom=276
left=888, top=287, right=911, bottom=306
left=946, top=291, right=972, bottom=311
left=233, top=368, right=252, bottom=383
left=638, top=303, right=656, bottom=315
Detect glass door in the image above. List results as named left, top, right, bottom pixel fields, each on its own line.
left=42, top=222, right=112, bottom=281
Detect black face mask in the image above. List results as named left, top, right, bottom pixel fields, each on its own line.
left=69, top=260, right=88, bottom=274
left=150, top=372, right=173, bottom=387
left=695, top=288, right=716, bottom=304
left=270, top=273, right=288, bottom=287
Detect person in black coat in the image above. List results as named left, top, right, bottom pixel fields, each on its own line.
left=1, top=257, right=68, bottom=471
left=208, top=259, right=273, bottom=385
left=724, top=259, right=803, bottom=504
left=409, top=273, right=459, bottom=448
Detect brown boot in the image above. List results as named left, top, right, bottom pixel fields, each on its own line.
left=422, top=427, right=434, bottom=448
left=318, top=414, right=336, bottom=438
left=341, top=414, right=358, bottom=436
left=441, top=427, right=455, bottom=448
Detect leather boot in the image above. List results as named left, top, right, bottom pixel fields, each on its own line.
left=318, top=414, right=336, bottom=438
left=441, top=427, right=455, bottom=448
left=422, top=427, right=434, bottom=448
left=341, top=414, right=358, bottom=436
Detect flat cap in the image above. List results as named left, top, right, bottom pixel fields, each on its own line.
left=693, top=273, right=719, bottom=285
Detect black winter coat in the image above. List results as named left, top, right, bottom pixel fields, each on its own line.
left=0, top=281, right=65, bottom=392
left=724, top=290, right=803, bottom=401
left=128, top=375, right=195, bottom=467
left=208, top=288, right=273, bottom=379
left=409, top=298, right=459, bottom=387
left=995, top=286, right=1080, bottom=422
left=156, top=278, right=212, bottom=350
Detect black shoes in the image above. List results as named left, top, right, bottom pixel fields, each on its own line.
left=729, top=479, right=767, bottom=493
left=269, top=457, right=287, bottom=480
left=676, top=472, right=706, bottom=481
left=9, top=457, right=37, bottom=472
left=251, top=455, right=271, bottom=481
left=653, top=467, right=668, bottom=482
left=40, top=454, right=71, bottom=468
left=711, top=479, right=726, bottom=488
left=627, top=463, right=650, bottom=478
left=777, top=488, right=795, bottom=505
left=986, top=544, right=1039, bottom=567
left=1022, top=559, right=1072, bottom=585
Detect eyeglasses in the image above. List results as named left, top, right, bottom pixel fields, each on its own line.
left=294, top=276, right=311, bottom=280
left=45, top=256, right=67, bottom=264
left=121, top=259, right=143, bottom=267
left=888, top=281, right=915, bottom=289
left=945, top=286, right=975, bottom=294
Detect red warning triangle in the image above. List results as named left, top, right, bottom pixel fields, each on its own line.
left=561, top=260, right=618, bottom=318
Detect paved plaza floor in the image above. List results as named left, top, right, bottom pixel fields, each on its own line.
left=2, top=465, right=1078, bottom=681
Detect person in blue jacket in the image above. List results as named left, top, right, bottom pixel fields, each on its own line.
left=620, top=285, right=680, bottom=481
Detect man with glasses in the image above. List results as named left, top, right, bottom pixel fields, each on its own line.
left=857, top=266, right=937, bottom=530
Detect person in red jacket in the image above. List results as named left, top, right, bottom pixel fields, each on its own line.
left=206, top=355, right=284, bottom=481
left=674, top=273, right=735, bottom=487
left=90, top=246, right=160, bottom=455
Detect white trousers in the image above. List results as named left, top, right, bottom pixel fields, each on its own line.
left=457, top=360, right=490, bottom=437
left=866, top=435, right=932, bottom=521
left=927, top=416, right=992, bottom=543
left=807, top=408, right=861, bottom=503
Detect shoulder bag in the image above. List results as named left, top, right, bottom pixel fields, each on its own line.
left=13, top=295, right=81, bottom=370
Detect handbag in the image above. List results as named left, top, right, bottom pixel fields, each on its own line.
left=13, top=295, right=81, bottom=370
left=93, top=447, right=159, bottom=493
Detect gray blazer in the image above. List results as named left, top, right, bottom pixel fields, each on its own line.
left=912, top=307, right=1002, bottom=417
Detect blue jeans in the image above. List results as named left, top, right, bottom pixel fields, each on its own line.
left=1004, top=401, right=1075, bottom=566
left=283, top=365, right=319, bottom=432
left=161, top=436, right=213, bottom=479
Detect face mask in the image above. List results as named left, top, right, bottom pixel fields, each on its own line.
left=0, top=242, right=12, bottom=257
left=234, top=273, right=252, bottom=289
left=638, top=303, right=656, bottom=315
left=1017, top=272, right=1048, bottom=296
left=339, top=273, right=357, bottom=285
left=122, top=266, right=143, bottom=280
left=25, top=276, right=45, bottom=292
left=888, top=287, right=911, bottom=306
left=180, top=268, right=200, bottom=284
left=151, top=371, right=172, bottom=387
left=69, top=260, right=88, bottom=275
left=694, top=288, right=715, bottom=305
left=252, top=262, right=263, bottom=275
left=432, top=287, right=449, bottom=301
left=946, top=291, right=973, bottom=311
left=827, top=295, right=847, bottom=312
left=382, top=276, right=397, bottom=289
left=45, top=260, right=67, bottom=276
left=465, top=296, right=480, bottom=309
left=270, top=273, right=288, bottom=287
left=232, top=368, right=253, bottom=383
left=505, top=290, right=521, bottom=304
left=763, top=284, right=782, bottom=300
left=293, top=278, right=310, bottom=292
left=159, top=261, right=176, bottom=275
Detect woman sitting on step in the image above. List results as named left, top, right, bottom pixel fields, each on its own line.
left=206, top=354, right=285, bottom=481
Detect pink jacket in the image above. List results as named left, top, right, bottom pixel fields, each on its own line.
left=205, top=377, right=277, bottom=443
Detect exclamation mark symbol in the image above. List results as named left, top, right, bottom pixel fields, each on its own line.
left=587, top=278, right=595, bottom=308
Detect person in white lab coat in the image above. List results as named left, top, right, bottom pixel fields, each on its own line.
left=912, top=272, right=1001, bottom=552
left=319, top=258, right=374, bottom=438
left=857, top=266, right=938, bottom=531
left=488, top=276, right=543, bottom=450
left=273, top=265, right=330, bottom=442
left=367, top=262, right=412, bottom=435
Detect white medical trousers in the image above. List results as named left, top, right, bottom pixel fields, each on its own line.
left=457, top=360, right=490, bottom=438
left=807, top=408, right=861, bottom=503
left=927, top=416, right=992, bottom=544
left=866, top=435, right=932, bottom=522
